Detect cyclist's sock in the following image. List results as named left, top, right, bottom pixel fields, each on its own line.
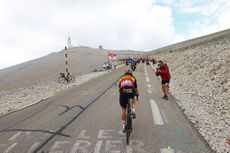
left=122, top=121, right=125, bottom=128
left=122, top=123, right=126, bottom=132
left=132, top=108, right=135, bottom=113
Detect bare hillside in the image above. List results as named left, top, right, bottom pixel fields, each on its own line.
left=0, top=47, right=141, bottom=92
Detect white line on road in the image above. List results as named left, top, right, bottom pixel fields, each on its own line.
left=3, top=143, right=18, bottom=153
left=147, top=84, right=151, bottom=88
left=8, top=132, right=22, bottom=141
left=93, top=140, right=103, bottom=153
left=160, top=147, right=175, bottom=153
left=49, top=141, right=69, bottom=153
left=27, top=142, right=40, bottom=153
left=150, top=99, right=164, bottom=125
left=146, top=77, right=150, bottom=82
left=148, top=89, right=152, bottom=94
left=161, top=109, right=169, bottom=123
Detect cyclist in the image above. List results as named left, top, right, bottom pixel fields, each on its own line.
left=130, top=58, right=137, bottom=71
left=156, top=60, right=171, bottom=100
left=118, top=68, right=138, bottom=133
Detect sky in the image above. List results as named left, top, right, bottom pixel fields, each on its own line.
left=0, top=0, right=230, bottom=70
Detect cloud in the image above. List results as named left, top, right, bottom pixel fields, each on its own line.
left=185, top=0, right=230, bottom=38
left=162, top=0, right=230, bottom=38
left=0, top=0, right=229, bottom=69
left=0, top=0, right=180, bottom=69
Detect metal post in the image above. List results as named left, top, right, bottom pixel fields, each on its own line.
left=65, top=46, right=69, bottom=77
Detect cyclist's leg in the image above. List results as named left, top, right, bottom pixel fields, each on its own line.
left=131, top=96, right=136, bottom=118
left=131, top=96, right=136, bottom=111
left=119, top=94, right=128, bottom=132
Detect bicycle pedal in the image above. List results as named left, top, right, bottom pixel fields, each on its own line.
left=131, top=114, right=136, bottom=119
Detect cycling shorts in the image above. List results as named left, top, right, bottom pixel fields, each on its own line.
left=119, top=88, right=136, bottom=109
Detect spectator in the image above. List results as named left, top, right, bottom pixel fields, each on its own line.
left=156, top=60, right=171, bottom=100
left=227, top=137, right=230, bottom=145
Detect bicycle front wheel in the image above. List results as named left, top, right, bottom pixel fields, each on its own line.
left=68, top=75, right=75, bottom=83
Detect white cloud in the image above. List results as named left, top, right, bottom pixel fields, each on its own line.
left=0, top=0, right=229, bottom=69
left=0, top=0, right=180, bottom=69
left=169, top=0, right=230, bottom=39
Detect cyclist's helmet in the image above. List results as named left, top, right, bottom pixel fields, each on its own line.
left=125, top=68, right=132, bottom=74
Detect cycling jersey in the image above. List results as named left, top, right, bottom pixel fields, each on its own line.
left=119, top=74, right=137, bottom=89
left=119, top=73, right=138, bottom=109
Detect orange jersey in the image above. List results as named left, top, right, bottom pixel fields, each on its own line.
left=119, top=74, right=137, bottom=89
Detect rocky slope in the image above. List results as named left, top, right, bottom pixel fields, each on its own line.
left=0, top=71, right=108, bottom=115
left=150, top=29, right=230, bottom=153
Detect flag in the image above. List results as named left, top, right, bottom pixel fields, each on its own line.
left=108, top=51, right=117, bottom=59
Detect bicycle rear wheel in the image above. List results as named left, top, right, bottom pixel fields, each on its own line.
left=126, top=100, right=132, bottom=145
left=58, top=76, right=66, bottom=83
left=126, top=116, right=131, bottom=145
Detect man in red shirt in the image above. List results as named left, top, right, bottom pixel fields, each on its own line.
left=227, top=137, right=230, bottom=145
left=156, top=60, right=171, bottom=100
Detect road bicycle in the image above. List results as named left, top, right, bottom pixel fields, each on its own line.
left=58, top=72, right=75, bottom=84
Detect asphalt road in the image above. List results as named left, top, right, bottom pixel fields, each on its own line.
left=0, top=64, right=213, bottom=153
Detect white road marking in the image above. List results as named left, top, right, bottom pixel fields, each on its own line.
left=148, top=89, right=152, bottom=94
left=150, top=99, right=164, bottom=125
left=49, top=141, right=69, bottom=153
left=147, top=84, right=151, bottom=88
left=146, top=77, right=150, bottom=82
left=8, top=132, right=22, bottom=141
left=78, top=130, right=90, bottom=139
left=27, top=142, right=40, bottom=153
left=160, top=147, right=175, bottom=153
left=93, top=140, right=103, bottom=153
left=97, top=130, right=113, bottom=139
left=105, top=140, right=121, bottom=153
left=3, top=143, right=18, bottom=153
left=161, top=109, right=169, bottom=123
left=70, top=140, right=91, bottom=153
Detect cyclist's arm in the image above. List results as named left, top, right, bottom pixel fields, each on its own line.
left=134, top=80, right=137, bottom=89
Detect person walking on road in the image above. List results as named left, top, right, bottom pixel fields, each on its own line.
left=155, top=60, right=171, bottom=100
left=118, top=69, right=138, bottom=133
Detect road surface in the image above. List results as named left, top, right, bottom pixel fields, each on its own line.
left=0, top=64, right=213, bottom=153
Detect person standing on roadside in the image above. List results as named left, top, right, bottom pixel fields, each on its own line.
left=227, top=137, right=230, bottom=145
left=155, top=60, right=171, bottom=100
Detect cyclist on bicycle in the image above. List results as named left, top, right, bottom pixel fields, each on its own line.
left=130, top=58, right=137, bottom=71
left=118, top=68, right=138, bottom=133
